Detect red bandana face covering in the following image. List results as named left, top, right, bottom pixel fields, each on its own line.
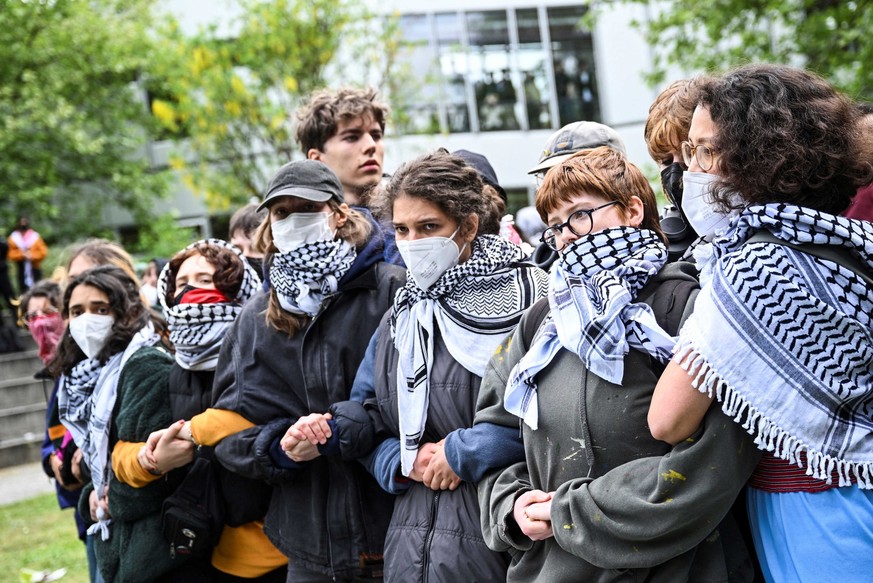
left=174, top=285, right=230, bottom=306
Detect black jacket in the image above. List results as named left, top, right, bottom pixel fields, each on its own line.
left=213, top=260, right=405, bottom=579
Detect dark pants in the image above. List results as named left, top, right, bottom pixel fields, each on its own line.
left=213, top=565, right=288, bottom=583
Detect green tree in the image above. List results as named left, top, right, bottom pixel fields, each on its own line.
left=619, top=0, right=873, bottom=98
left=0, top=0, right=170, bottom=242
left=151, top=0, right=401, bottom=211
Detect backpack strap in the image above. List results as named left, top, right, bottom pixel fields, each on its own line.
left=746, top=230, right=873, bottom=288
left=520, top=297, right=551, bottom=349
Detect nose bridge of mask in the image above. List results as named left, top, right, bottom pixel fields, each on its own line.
left=272, top=211, right=334, bottom=252
left=398, top=226, right=462, bottom=290
left=681, top=171, right=733, bottom=236
left=69, top=313, right=115, bottom=358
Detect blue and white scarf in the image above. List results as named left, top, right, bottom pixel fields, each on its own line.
left=58, top=323, right=160, bottom=540
left=504, top=227, right=675, bottom=429
left=270, top=239, right=356, bottom=317
left=393, top=235, right=548, bottom=475
left=158, top=239, right=261, bottom=371
left=677, top=203, right=873, bottom=488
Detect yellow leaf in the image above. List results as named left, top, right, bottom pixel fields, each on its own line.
left=284, top=77, right=298, bottom=92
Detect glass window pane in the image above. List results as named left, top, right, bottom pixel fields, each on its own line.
left=548, top=6, right=600, bottom=125
left=396, top=14, right=440, bottom=135
left=467, top=10, right=520, bottom=131
left=516, top=9, right=550, bottom=129
left=436, top=12, right=470, bottom=133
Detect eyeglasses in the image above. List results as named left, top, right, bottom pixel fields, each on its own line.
left=540, top=201, right=620, bottom=251
left=23, top=307, right=59, bottom=327
left=680, top=141, right=717, bottom=172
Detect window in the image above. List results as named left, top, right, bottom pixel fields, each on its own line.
left=393, top=5, right=600, bottom=135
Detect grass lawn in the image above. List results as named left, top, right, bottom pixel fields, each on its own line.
left=0, top=493, right=89, bottom=582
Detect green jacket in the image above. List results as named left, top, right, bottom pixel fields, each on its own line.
left=476, top=271, right=762, bottom=582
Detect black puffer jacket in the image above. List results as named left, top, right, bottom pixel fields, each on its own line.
left=212, top=260, right=405, bottom=580
left=367, top=316, right=509, bottom=583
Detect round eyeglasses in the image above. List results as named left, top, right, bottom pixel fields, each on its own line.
left=23, top=306, right=59, bottom=328
left=680, top=140, right=717, bottom=172
left=540, top=201, right=620, bottom=251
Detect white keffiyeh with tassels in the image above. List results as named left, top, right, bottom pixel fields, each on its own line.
left=504, top=227, right=676, bottom=429
left=678, top=203, right=873, bottom=488
left=393, top=235, right=548, bottom=476
left=157, top=239, right=261, bottom=371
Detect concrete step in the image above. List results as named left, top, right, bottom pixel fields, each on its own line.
left=0, top=434, right=43, bottom=468
left=0, top=376, right=51, bottom=409
left=0, top=349, right=43, bottom=379
left=0, top=402, right=47, bottom=441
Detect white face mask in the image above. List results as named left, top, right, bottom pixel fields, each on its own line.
left=396, top=228, right=465, bottom=291
left=271, top=212, right=334, bottom=253
left=69, top=313, right=115, bottom=359
left=681, top=172, right=736, bottom=237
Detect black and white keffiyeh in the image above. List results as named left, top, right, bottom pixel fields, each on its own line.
left=158, top=239, right=261, bottom=371
left=270, top=239, right=357, bottom=317
left=392, top=235, right=548, bottom=475
left=504, top=227, right=675, bottom=429
left=57, top=323, right=160, bottom=540
left=677, top=203, right=873, bottom=488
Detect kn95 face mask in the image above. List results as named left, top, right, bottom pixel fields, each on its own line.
left=69, top=313, right=115, bottom=359
left=396, top=228, right=465, bottom=291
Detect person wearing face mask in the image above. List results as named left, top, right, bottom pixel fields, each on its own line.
left=145, top=159, right=405, bottom=582
left=471, top=147, right=760, bottom=582
left=122, top=240, right=282, bottom=582
left=644, top=77, right=716, bottom=261
left=649, top=65, right=873, bottom=582
left=286, top=150, right=549, bottom=582
left=49, top=265, right=183, bottom=583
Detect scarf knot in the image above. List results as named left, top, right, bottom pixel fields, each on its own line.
left=504, top=227, right=675, bottom=429
left=393, top=236, right=548, bottom=475
left=270, top=239, right=357, bottom=317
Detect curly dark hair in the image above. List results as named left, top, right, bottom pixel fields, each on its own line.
left=49, top=266, right=152, bottom=376
left=374, top=149, right=489, bottom=234
left=164, top=242, right=245, bottom=305
left=698, top=64, right=873, bottom=214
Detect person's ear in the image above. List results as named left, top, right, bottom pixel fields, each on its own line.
left=335, top=203, right=350, bottom=229
left=307, top=149, right=323, bottom=161
left=625, top=196, right=645, bottom=228
left=461, top=213, right=479, bottom=243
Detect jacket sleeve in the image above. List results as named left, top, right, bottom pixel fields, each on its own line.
left=549, top=404, right=762, bottom=570
left=443, top=423, right=525, bottom=483
left=113, top=348, right=174, bottom=443
left=359, top=437, right=411, bottom=495
left=478, top=461, right=534, bottom=552
left=6, top=236, right=23, bottom=262
left=29, top=236, right=48, bottom=264
left=213, top=418, right=300, bottom=485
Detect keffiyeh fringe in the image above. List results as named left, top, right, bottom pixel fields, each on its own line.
left=680, top=203, right=873, bottom=489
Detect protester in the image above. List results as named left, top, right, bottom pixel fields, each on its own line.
left=644, top=77, right=713, bottom=259
left=525, top=121, right=628, bottom=270
left=475, top=147, right=759, bottom=582
left=51, top=265, right=180, bottom=582
left=0, top=238, right=18, bottom=316
left=139, top=258, right=166, bottom=311
left=287, top=150, right=549, bottom=582
left=148, top=159, right=405, bottom=582
left=648, top=64, right=873, bottom=582
left=7, top=215, right=48, bottom=292
left=128, top=239, right=270, bottom=582
left=228, top=202, right=267, bottom=277
left=296, top=86, right=403, bottom=266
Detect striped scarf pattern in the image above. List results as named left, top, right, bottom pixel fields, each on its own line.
left=678, top=203, right=873, bottom=488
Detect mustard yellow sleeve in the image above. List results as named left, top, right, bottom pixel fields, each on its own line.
left=29, top=237, right=48, bottom=264
left=112, top=440, right=162, bottom=488
left=190, top=409, right=254, bottom=447
left=211, top=521, right=287, bottom=577
left=6, top=237, right=24, bottom=262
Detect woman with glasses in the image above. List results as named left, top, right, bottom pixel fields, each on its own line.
left=476, top=146, right=761, bottom=582
left=648, top=65, right=873, bottom=582
left=287, top=150, right=548, bottom=582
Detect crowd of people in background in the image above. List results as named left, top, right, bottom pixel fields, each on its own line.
left=4, top=62, right=873, bottom=583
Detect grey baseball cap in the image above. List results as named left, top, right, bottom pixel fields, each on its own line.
left=527, top=121, right=627, bottom=174
left=258, top=159, right=344, bottom=211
